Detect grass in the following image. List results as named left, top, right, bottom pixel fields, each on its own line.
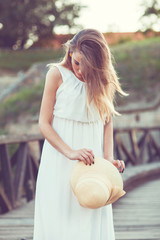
left=111, top=37, right=160, bottom=102
left=0, top=48, right=64, bottom=71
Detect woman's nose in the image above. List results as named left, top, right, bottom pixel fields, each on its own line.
left=78, top=69, right=81, bottom=74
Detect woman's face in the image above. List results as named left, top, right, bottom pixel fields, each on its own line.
left=71, top=50, right=84, bottom=81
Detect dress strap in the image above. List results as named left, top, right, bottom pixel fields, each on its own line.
left=54, top=65, right=71, bottom=83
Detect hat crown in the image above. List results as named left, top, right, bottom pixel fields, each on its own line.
left=70, top=157, right=126, bottom=209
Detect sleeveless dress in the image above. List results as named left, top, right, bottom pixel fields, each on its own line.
left=33, top=65, right=115, bottom=240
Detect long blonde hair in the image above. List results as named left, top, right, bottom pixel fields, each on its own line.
left=62, top=29, right=128, bottom=123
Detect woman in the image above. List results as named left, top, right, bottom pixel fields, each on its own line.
left=33, top=28, right=127, bottom=240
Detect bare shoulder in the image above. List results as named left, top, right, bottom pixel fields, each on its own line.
left=45, top=65, right=62, bottom=89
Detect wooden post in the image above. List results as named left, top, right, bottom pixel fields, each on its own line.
left=138, top=130, right=148, bottom=148
left=0, top=186, right=12, bottom=213
left=120, top=141, right=137, bottom=165
left=129, top=130, right=141, bottom=164
left=114, top=133, right=123, bottom=160
left=30, top=154, right=39, bottom=180
left=24, top=154, right=35, bottom=201
left=138, top=131, right=149, bottom=164
left=0, top=144, right=15, bottom=208
left=149, top=134, right=160, bottom=157
left=147, top=141, right=154, bottom=163
left=13, top=143, right=28, bottom=206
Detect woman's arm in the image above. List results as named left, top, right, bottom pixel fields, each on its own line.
left=103, top=117, right=125, bottom=172
left=39, top=66, right=94, bottom=165
left=103, top=117, right=114, bottom=161
left=39, top=66, right=71, bottom=157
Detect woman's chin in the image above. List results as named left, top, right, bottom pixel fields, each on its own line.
left=76, top=74, right=84, bottom=81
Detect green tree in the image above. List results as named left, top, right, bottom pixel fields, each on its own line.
left=0, top=0, right=84, bottom=49
left=140, top=0, right=160, bottom=31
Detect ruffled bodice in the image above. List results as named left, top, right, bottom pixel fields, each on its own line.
left=53, top=65, right=101, bottom=123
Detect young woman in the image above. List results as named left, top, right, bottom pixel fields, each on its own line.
left=33, top=28, right=127, bottom=240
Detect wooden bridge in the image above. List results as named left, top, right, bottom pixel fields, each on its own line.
left=0, top=127, right=160, bottom=239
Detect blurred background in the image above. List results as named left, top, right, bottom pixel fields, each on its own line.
left=0, top=0, right=160, bottom=135
left=0, top=1, right=160, bottom=239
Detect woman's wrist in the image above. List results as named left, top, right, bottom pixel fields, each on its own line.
left=63, top=147, right=73, bottom=159
left=104, top=155, right=114, bottom=162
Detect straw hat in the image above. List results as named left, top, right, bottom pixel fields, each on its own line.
left=70, top=157, right=126, bottom=209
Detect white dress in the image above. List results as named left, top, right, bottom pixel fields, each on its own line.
left=33, top=65, right=115, bottom=240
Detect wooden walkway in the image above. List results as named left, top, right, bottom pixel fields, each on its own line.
left=0, top=178, right=160, bottom=240
left=113, top=178, right=160, bottom=240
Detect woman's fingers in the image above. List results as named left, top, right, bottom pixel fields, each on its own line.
left=120, top=160, right=125, bottom=172
left=68, top=148, right=95, bottom=165
left=81, top=153, right=93, bottom=165
left=79, top=149, right=94, bottom=165
left=81, top=153, right=90, bottom=165
left=113, top=159, right=125, bottom=173
left=71, top=149, right=125, bottom=171
left=84, top=149, right=95, bottom=164
left=86, top=149, right=95, bottom=159
left=79, top=155, right=88, bottom=165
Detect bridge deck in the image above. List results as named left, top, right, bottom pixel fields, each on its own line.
left=0, top=178, right=160, bottom=240
left=113, top=178, right=160, bottom=240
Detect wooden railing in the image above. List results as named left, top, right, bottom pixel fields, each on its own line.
left=0, top=127, right=160, bottom=214
left=114, top=127, right=160, bottom=165
left=0, top=134, right=44, bottom=214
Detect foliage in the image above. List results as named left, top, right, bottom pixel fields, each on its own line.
left=0, top=81, right=44, bottom=126
left=117, top=36, right=133, bottom=45
left=0, top=0, right=85, bottom=49
left=140, top=0, right=160, bottom=31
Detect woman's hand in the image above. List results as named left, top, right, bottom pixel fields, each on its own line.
left=110, top=159, right=125, bottom=173
left=67, top=148, right=95, bottom=165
